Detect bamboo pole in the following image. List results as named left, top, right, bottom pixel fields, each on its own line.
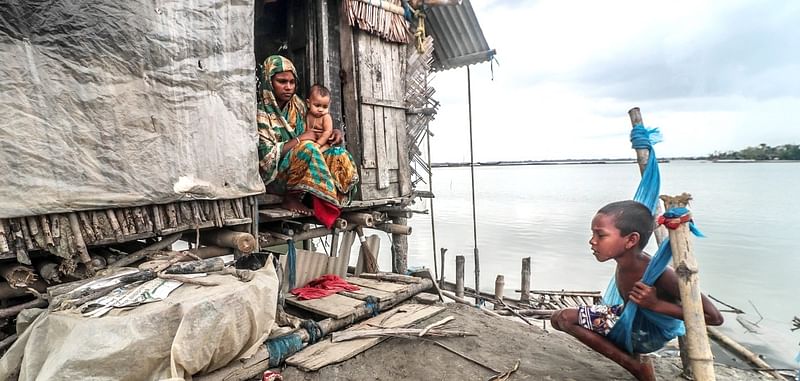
left=707, top=327, right=782, bottom=379
left=629, top=107, right=688, bottom=373
left=494, top=275, right=504, bottom=308
left=390, top=216, right=408, bottom=274
left=520, top=257, right=531, bottom=304
left=661, top=193, right=715, bottom=381
left=455, top=255, right=465, bottom=298
left=439, top=248, right=447, bottom=288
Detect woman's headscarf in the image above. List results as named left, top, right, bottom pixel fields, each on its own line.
left=256, top=55, right=307, bottom=185
left=256, top=55, right=306, bottom=134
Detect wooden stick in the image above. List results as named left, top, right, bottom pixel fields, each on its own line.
left=68, top=213, right=95, bottom=275
left=439, top=248, right=447, bottom=288
left=0, top=298, right=47, bottom=319
left=39, top=215, right=54, bottom=248
left=440, top=290, right=501, bottom=317
left=494, top=275, right=505, bottom=307
left=331, top=327, right=471, bottom=342
left=196, top=229, right=256, bottom=254
left=661, top=193, right=715, bottom=381
left=520, top=257, right=531, bottom=304
left=78, top=212, right=96, bottom=242
left=707, top=327, right=782, bottom=379
left=0, top=220, right=9, bottom=253
left=157, top=273, right=219, bottom=287
left=455, top=255, right=465, bottom=298
left=343, top=212, right=375, bottom=227
left=418, top=315, right=454, bottom=336
left=105, top=210, right=124, bottom=241
left=110, top=233, right=182, bottom=268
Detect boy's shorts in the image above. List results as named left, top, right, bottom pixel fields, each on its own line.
left=578, top=304, right=624, bottom=336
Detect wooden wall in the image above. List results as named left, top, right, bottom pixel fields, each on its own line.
left=351, top=31, right=412, bottom=201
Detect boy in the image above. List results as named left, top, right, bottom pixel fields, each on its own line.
left=550, top=200, right=724, bottom=381
left=305, top=84, right=333, bottom=152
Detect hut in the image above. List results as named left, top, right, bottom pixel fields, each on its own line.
left=0, top=0, right=495, bottom=377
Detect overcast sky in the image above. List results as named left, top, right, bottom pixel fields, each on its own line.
left=427, top=0, right=800, bottom=162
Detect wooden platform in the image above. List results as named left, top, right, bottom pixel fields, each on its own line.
left=285, top=275, right=418, bottom=319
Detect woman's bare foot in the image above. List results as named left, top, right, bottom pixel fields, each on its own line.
left=281, top=194, right=313, bottom=216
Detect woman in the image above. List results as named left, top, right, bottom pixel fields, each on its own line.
left=256, top=55, right=359, bottom=227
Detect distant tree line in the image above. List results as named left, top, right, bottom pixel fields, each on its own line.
left=709, top=143, right=800, bottom=160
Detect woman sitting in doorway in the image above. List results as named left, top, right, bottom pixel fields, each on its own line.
left=256, top=55, right=359, bottom=227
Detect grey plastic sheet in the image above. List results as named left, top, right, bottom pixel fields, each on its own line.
left=0, top=0, right=263, bottom=219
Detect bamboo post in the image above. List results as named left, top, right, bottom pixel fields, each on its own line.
left=494, top=275, right=504, bottom=309
left=520, top=257, right=531, bottom=304
left=629, top=107, right=687, bottom=373
left=455, top=255, right=465, bottom=298
left=439, top=247, right=447, bottom=288
left=390, top=216, right=408, bottom=274
left=628, top=107, right=667, bottom=243
left=661, top=193, right=715, bottom=381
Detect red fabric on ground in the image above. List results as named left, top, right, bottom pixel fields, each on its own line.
left=312, top=196, right=340, bottom=229
left=290, top=274, right=360, bottom=300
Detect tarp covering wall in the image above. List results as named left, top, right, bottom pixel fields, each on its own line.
left=0, top=263, right=279, bottom=380
left=0, top=0, right=264, bottom=219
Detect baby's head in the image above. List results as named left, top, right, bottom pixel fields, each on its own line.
left=590, top=201, right=654, bottom=261
left=307, top=84, right=331, bottom=118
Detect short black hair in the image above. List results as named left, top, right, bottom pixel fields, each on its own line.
left=308, top=84, right=330, bottom=98
left=597, top=200, right=654, bottom=249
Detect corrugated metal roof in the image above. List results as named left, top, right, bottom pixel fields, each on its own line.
left=424, top=0, right=495, bottom=71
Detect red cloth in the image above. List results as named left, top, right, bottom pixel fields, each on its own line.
left=657, top=213, right=692, bottom=229
left=290, top=274, right=360, bottom=300
left=312, top=196, right=340, bottom=229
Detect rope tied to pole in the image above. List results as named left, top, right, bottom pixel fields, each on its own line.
left=658, top=207, right=706, bottom=237
left=301, top=319, right=324, bottom=344
left=364, top=295, right=380, bottom=316
left=266, top=334, right=304, bottom=367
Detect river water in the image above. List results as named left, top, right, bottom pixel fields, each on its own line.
left=365, top=161, right=799, bottom=368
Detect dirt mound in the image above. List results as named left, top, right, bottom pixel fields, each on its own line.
left=279, top=303, right=770, bottom=380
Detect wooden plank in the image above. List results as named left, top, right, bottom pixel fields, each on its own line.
left=259, top=208, right=301, bottom=220
left=256, top=193, right=283, bottom=205
left=383, top=43, right=399, bottom=172
left=286, top=304, right=445, bottom=371
left=370, top=35, right=389, bottom=189
left=361, top=169, right=399, bottom=184
left=356, top=32, right=377, bottom=169
left=343, top=285, right=396, bottom=301
left=339, top=17, right=364, bottom=204
left=396, top=44, right=412, bottom=197
left=360, top=182, right=401, bottom=200
left=360, top=96, right=406, bottom=109
left=346, top=276, right=408, bottom=293
left=285, top=293, right=364, bottom=319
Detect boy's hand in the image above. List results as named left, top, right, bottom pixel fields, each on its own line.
left=629, top=281, right=658, bottom=309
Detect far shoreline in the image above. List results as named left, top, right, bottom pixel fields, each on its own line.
left=431, top=158, right=800, bottom=168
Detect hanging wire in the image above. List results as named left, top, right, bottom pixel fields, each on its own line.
left=467, top=66, right=481, bottom=305
left=426, top=123, right=439, bottom=280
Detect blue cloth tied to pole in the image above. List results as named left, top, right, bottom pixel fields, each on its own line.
left=602, top=124, right=705, bottom=354
left=287, top=239, right=297, bottom=290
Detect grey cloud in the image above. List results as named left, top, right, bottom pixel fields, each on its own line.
left=573, top=3, right=800, bottom=102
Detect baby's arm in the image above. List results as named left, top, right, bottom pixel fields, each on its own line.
left=314, top=114, right=333, bottom=147
left=631, top=268, right=724, bottom=326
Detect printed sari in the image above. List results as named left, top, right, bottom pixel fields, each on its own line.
left=256, top=55, right=359, bottom=210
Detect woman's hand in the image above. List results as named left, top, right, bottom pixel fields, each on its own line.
left=328, top=129, right=344, bottom=146
left=628, top=281, right=659, bottom=309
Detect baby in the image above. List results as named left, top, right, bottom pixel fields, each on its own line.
left=305, top=84, right=333, bottom=152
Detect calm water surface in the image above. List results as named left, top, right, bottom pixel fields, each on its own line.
left=365, top=161, right=799, bottom=367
